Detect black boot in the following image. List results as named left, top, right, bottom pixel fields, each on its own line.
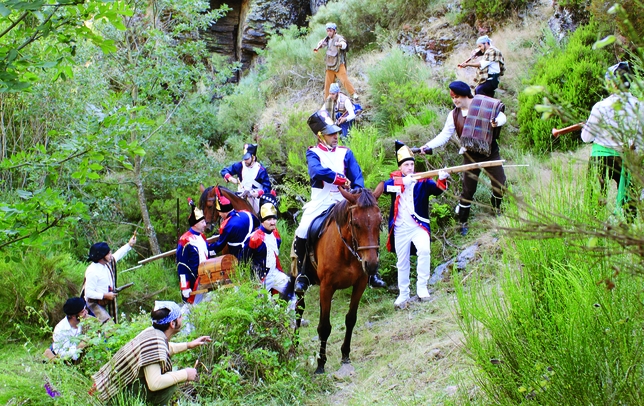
left=491, top=194, right=503, bottom=216
left=294, top=237, right=310, bottom=293
left=369, top=272, right=387, bottom=288
left=457, top=203, right=471, bottom=236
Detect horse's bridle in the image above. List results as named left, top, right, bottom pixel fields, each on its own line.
left=336, top=204, right=380, bottom=274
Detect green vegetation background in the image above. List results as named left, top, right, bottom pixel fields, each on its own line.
left=1, top=0, right=644, bottom=404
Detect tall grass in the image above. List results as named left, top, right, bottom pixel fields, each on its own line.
left=456, top=156, right=644, bottom=404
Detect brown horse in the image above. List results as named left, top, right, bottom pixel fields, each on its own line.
left=199, top=184, right=256, bottom=234
left=296, top=187, right=382, bottom=374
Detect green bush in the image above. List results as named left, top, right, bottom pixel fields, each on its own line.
left=367, top=48, right=446, bottom=131
left=1, top=249, right=84, bottom=340
left=517, top=22, right=613, bottom=153
left=459, top=0, right=530, bottom=24
left=187, top=283, right=313, bottom=402
left=259, top=25, right=323, bottom=93
left=215, top=76, right=264, bottom=139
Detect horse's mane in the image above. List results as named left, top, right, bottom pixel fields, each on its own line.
left=199, top=186, right=214, bottom=210
left=332, top=189, right=378, bottom=228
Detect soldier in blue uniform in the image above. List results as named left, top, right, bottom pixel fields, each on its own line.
left=220, top=143, right=272, bottom=213
left=243, top=194, right=295, bottom=306
left=211, top=194, right=259, bottom=260
left=293, top=110, right=386, bottom=292
left=376, top=141, right=448, bottom=308
left=176, top=199, right=216, bottom=304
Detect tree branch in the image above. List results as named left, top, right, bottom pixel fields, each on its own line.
left=0, top=215, right=64, bottom=250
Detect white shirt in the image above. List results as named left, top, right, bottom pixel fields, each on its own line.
left=52, top=317, right=83, bottom=360
left=84, top=243, right=131, bottom=300
left=264, top=232, right=279, bottom=271
left=581, top=93, right=642, bottom=151
left=422, top=108, right=507, bottom=151
left=395, top=182, right=419, bottom=230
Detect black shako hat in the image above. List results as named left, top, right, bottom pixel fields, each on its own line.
left=63, top=297, right=86, bottom=316
left=395, top=140, right=415, bottom=167
left=259, top=193, right=278, bottom=222
left=242, top=143, right=257, bottom=160
left=88, top=242, right=110, bottom=263
left=449, top=81, right=473, bottom=98
left=188, top=198, right=205, bottom=227
left=308, top=110, right=342, bottom=136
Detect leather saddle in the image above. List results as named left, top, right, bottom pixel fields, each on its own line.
left=301, top=204, right=336, bottom=278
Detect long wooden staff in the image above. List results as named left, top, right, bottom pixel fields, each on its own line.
left=552, top=122, right=584, bottom=137
left=137, top=235, right=219, bottom=265
left=412, top=160, right=505, bottom=181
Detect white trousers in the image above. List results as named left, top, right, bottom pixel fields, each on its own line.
left=263, top=268, right=290, bottom=294
left=394, top=225, right=431, bottom=299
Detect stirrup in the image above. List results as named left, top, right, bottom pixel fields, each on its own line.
left=294, top=275, right=310, bottom=293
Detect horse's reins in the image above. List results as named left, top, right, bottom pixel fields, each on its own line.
left=336, top=204, right=380, bottom=274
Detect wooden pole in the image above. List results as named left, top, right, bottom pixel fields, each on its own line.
left=552, top=122, right=584, bottom=137
left=137, top=235, right=219, bottom=265
left=411, top=160, right=505, bottom=181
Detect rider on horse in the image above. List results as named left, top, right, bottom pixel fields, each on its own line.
left=210, top=194, right=259, bottom=260
left=220, top=143, right=272, bottom=214
left=293, top=110, right=386, bottom=293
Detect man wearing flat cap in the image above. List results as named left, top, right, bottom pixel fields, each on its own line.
left=315, top=22, right=358, bottom=99
left=83, top=233, right=136, bottom=323
left=220, top=143, right=272, bottom=214
left=91, top=301, right=211, bottom=405
left=458, top=35, right=505, bottom=98
left=293, top=109, right=386, bottom=292
left=44, top=297, right=90, bottom=361
left=420, top=81, right=507, bottom=236
left=244, top=193, right=295, bottom=307
left=176, top=199, right=217, bottom=304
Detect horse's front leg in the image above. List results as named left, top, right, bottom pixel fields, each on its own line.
left=340, top=276, right=368, bottom=364
left=316, top=284, right=333, bottom=374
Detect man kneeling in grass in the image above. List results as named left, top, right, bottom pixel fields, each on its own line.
left=375, top=141, right=448, bottom=309
left=91, top=301, right=211, bottom=405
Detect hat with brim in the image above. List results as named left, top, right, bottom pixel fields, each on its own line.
left=259, top=194, right=278, bottom=222
left=188, top=199, right=205, bottom=226
left=308, top=110, right=341, bottom=136
left=88, top=242, right=110, bottom=263
left=395, top=140, right=415, bottom=166
left=242, top=143, right=257, bottom=160
left=63, top=297, right=86, bottom=316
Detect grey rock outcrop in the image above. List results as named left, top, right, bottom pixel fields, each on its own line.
left=204, top=0, right=312, bottom=79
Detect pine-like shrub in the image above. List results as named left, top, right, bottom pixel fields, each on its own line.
left=516, top=22, right=612, bottom=153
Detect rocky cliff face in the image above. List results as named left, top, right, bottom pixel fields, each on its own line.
left=204, top=0, right=314, bottom=79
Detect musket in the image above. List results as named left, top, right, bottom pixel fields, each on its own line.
left=410, top=147, right=433, bottom=155
left=115, top=282, right=134, bottom=293
left=458, top=49, right=483, bottom=68
left=314, top=36, right=330, bottom=52
left=552, top=122, right=584, bottom=137
left=335, top=110, right=349, bottom=125
left=412, top=160, right=505, bottom=181
left=137, top=235, right=219, bottom=265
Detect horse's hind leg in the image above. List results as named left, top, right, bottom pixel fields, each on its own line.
left=340, top=278, right=368, bottom=364
left=316, top=285, right=334, bottom=374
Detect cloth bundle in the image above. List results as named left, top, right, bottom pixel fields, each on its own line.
left=461, top=95, right=505, bottom=156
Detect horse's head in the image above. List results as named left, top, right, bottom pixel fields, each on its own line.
left=336, top=187, right=382, bottom=275
left=199, top=184, right=220, bottom=233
